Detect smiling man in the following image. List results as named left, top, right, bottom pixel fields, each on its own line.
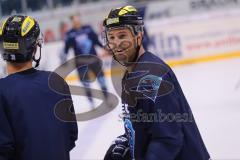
left=103, top=5, right=210, bottom=160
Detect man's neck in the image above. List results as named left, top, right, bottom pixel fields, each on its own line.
left=7, top=62, right=33, bottom=75
left=127, top=46, right=145, bottom=72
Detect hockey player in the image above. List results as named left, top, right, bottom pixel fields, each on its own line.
left=0, top=15, right=78, bottom=160
left=61, top=14, right=109, bottom=107
left=103, top=6, right=210, bottom=160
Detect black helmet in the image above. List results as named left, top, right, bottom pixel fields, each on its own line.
left=0, top=15, right=43, bottom=67
left=103, top=5, right=144, bottom=35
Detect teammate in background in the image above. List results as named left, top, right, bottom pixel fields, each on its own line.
left=59, top=21, right=69, bottom=40
left=60, top=13, right=109, bottom=107
left=103, top=6, right=210, bottom=160
left=0, top=15, right=78, bottom=160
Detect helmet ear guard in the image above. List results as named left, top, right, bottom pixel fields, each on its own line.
left=130, top=25, right=144, bottom=36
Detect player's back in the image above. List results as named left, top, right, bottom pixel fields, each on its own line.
left=0, top=68, right=77, bottom=160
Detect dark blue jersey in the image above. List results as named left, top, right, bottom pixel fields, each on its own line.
left=0, top=68, right=78, bottom=160
left=122, top=52, right=210, bottom=160
left=64, top=25, right=103, bottom=56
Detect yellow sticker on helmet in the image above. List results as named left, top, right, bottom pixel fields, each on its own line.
left=3, top=42, right=19, bottom=50
left=0, top=19, right=7, bottom=36
left=106, top=18, right=119, bottom=25
left=21, top=16, right=35, bottom=37
left=119, top=6, right=137, bottom=16
left=12, top=16, right=22, bottom=22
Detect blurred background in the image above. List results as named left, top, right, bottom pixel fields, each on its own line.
left=1, top=0, right=240, bottom=159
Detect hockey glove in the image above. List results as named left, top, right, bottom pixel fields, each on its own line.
left=104, top=134, right=131, bottom=160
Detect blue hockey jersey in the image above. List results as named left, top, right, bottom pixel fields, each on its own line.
left=64, top=25, right=103, bottom=56
left=0, top=68, right=78, bottom=160
left=121, top=52, right=210, bottom=160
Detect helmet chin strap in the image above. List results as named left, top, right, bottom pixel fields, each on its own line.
left=32, top=45, right=42, bottom=68
left=127, top=36, right=141, bottom=66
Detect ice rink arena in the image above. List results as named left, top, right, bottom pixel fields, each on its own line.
left=1, top=0, right=240, bottom=159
